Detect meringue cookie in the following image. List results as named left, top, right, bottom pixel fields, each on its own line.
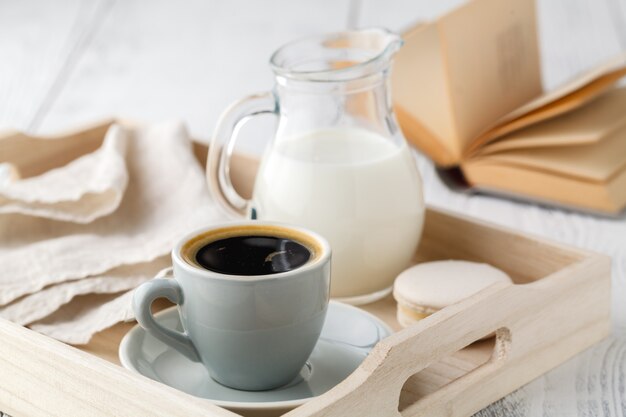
left=393, top=260, right=513, bottom=327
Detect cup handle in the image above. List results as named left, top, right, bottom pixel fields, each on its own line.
left=207, top=91, right=278, bottom=218
left=132, top=278, right=201, bottom=362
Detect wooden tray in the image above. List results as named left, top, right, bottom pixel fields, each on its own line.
left=0, top=123, right=611, bottom=417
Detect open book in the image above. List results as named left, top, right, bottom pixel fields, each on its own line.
left=392, top=0, right=626, bottom=214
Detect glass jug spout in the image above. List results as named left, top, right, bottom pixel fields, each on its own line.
left=269, top=28, right=403, bottom=82
left=268, top=27, right=408, bottom=151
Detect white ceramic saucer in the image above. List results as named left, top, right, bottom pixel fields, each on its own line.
left=119, top=301, right=392, bottom=416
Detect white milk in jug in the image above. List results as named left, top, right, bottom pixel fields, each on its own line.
left=252, top=127, right=425, bottom=301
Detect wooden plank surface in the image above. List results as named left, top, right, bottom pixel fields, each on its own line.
left=35, top=0, right=352, bottom=155
left=1, top=0, right=626, bottom=416
left=0, top=0, right=113, bottom=132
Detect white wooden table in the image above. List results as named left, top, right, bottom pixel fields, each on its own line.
left=1, top=0, right=625, bottom=415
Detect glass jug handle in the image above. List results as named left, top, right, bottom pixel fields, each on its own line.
left=207, top=92, right=278, bottom=218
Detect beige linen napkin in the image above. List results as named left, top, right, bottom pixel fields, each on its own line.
left=0, top=256, right=170, bottom=326
left=0, top=121, right=225, bottom=343
left=0, top=126, right=129, bottom=223
left=29, top=291, right=136, bottom=345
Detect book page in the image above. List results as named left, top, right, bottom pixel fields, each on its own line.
left=504, top=54, right=626, bottom=121
left=393, top=22, right=459, bottom=162
left=473, top=124, right=626, bottom=182
left=467, top=55, right=626, bottom=153
left=395, top=105, right=459, bottom=166
left=463, top=161, right=623, bottom=214
left=440, top=0, right=541, bottom=149
left=393, top=0, right=542, bottom=163
left=478, top=87, right=626, bottom=153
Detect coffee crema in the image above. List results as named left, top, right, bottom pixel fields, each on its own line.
left=182, top=225, right=321, bottom=276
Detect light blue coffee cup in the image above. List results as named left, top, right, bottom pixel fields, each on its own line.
left=133, top=221, right=331, bottom=391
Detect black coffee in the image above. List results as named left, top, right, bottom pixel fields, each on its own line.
left=194, top=235, right=311, bottom=275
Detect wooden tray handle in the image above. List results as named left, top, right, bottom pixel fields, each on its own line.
left=289, top=282, right=513, bottom=417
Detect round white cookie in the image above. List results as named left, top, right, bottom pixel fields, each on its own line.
left=393, top=260, right=513, bottom=327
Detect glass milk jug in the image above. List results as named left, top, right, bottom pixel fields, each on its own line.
left=207, top=28, right=425, bottom=304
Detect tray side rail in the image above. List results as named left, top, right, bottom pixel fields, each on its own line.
left=286, top=253, right=610, bottom=417
left=0, top=318, right=240, bottom=417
